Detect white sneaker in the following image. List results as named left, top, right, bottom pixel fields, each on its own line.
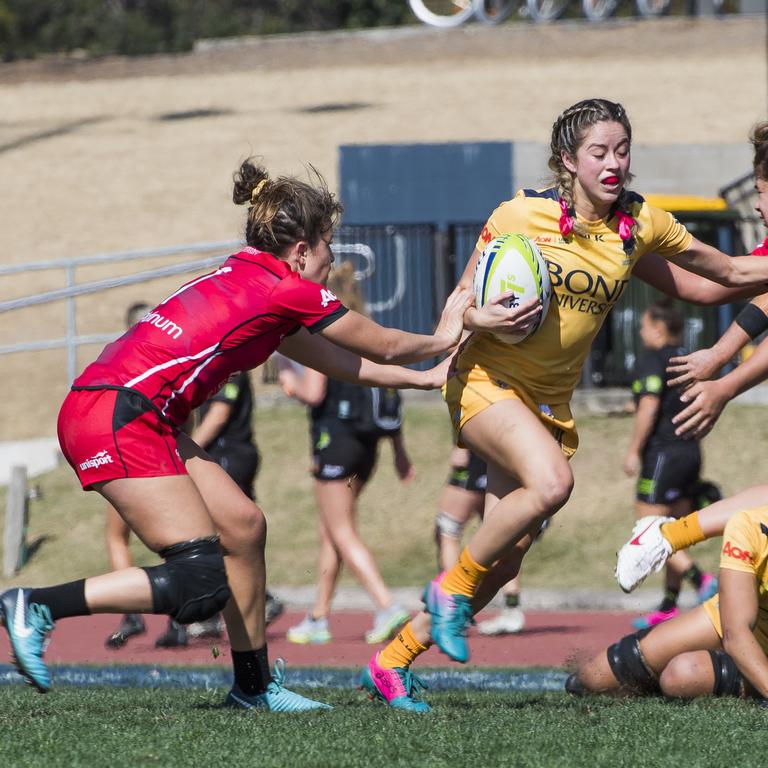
left=286, top=614, right=331, bottom=644
left=477, top=606, right=525, bottom=635
left=615, top=515, right=674, bottom=593
left=364, top=604, right=410, bottom=644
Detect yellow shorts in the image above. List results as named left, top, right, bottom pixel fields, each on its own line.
left=443, top=363, right=579, bottom=458
left=702, top=593, right=768, bottom=656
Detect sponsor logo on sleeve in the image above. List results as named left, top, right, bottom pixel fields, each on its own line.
left=480, top=226, right=494, bottom=245
left=320, top=289, right=338, bottom=308
left=79, top=450, right=114, bottom=471
left=722, top=540, right=752, bottom=563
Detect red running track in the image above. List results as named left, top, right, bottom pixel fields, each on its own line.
left=0, top=609, right=637, bottom=669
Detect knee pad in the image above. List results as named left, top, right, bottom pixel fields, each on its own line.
left=606, top=629, right=660, bottom=694
left=709, top=650, right=743, bottom=697
left=435, top=511, right=463, bottom=539
left=143, top=537, right=231, bottom=624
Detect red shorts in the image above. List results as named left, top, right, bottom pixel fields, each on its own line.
left=57, top=387, right=187, bottom=490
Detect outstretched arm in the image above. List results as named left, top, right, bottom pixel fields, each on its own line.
left=278, top=328, right=446, bottom=390
left=672, top=334, right=768, bottom=438
left=633, top=251, right=761, bottom=305
left=319, top=286, right=473, bottom=364
left=667, top=294, right=768, bottom=388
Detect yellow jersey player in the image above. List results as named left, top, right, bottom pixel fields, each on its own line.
left=359, top=98, right=768, bottom=713
left=569, top=506, right=768, bottom=703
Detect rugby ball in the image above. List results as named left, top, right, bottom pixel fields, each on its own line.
left=473, top=233, right=551, bottom=344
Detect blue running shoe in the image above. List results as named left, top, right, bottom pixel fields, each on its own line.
left=0, top=588, right=55, bottom=692
left=696, top=572, right=718, bottom=603
left=225, top=658, right=332, bottom=712
left=358, top=652, right=431, bottom=713
left=422, top=573, right=473, bottom=663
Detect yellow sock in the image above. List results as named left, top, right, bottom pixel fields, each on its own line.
left=378, top=622, right=431, bottom=669
left=660, top=513, right=705, bottom=552
left=441, top=547, right=489, bottom=597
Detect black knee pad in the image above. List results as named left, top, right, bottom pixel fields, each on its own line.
left=606, top=629, right=660, bottom=694
left=709, top=650, right=743, bottom=697
left=143, top=537, right=231, bottom=624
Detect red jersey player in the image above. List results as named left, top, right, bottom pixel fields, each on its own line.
left=0, top=159, right=482, bottom=712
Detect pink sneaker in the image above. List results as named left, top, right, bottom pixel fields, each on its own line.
left=358, top=653, right=431, bottom=713
left=631, top=607, right=679, bottom=630
left=696, top=572, right=718, bottom=603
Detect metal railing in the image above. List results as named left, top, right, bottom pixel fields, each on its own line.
left=0, top=225, right=436, bottom=385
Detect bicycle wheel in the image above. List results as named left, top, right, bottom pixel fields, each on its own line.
left=408, top=0, right=475, bottom=27
left=473, top=0, right=517, bottom=24
left=581, top=0, right=617, bottom=21
left=635, top=0, right=670, bottom=15
left=526, top=0, right=570, bottom=22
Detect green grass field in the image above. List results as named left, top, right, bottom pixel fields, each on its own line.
left=3, top=399, right=767, bottom=594
left=1, top=683, right=766, bottom=768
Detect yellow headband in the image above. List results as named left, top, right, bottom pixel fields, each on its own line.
left=251, top=179, right=268, bottom=204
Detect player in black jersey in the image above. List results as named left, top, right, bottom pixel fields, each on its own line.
left=623, top=299, right=718, bottom=629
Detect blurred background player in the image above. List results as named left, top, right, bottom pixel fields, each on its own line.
left=104, top=308, right=285, bottom=650
left=622, top=299, right=718, bottom=629
left=277, top=262, right=411, bottom=645
left=435, top=447, right=525, bottom=635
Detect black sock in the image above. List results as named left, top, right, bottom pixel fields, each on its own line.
left=504, top=593, right=520, bottom=609
left=684, top=564, right=703, bottom=589
left=659, top=587, right=679, bottom=613
left=232, top=646, right=272, bottom=696
left=28, top=580, right=90, bottom=621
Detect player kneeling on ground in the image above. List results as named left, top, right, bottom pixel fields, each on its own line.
left=568, top=505, right=768, bottom=703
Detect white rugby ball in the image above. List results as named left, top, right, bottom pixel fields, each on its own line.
left=473, top=233, right=551, bottom=344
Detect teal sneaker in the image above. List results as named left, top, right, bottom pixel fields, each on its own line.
left=422, top=573, right=473, bottom=663
left=225, top=658, right=332, bottom=712
left=0, top=588, right=55, bottom=693
left=359, top=652, right=431, bottom=713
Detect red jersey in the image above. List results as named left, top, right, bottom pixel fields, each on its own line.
left=752, top=237, right=768, bottom=256
left=73, top=248, right=347, bottom=428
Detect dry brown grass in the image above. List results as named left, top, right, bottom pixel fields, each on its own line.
left=0, top=17, right=766, bottom=439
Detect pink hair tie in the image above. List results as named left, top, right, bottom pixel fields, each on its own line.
left=616, top=211, right=635, bottom=242
left=558, top=198, right=575, bottom=238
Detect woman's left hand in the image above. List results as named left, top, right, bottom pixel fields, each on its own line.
left=666, top=347, right=722, bottom=388
left=672, top=379, right=731, bottom=438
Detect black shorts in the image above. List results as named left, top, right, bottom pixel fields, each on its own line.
left=447, top=452, right=487, bottom=494
left=636, top=442, right=701, bottom=505
left=208, top=442, right=261, bottom=500
left=311, top=423, right=379, bottom=483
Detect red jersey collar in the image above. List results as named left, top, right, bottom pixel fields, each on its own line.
left=235, top=246, right=292, bottom=274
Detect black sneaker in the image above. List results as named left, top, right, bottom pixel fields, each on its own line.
left=154, top=619, right=188, bottom=648
left=105, top=613, right=146, bottom=649
left=265, top=592, right=285, bottom=626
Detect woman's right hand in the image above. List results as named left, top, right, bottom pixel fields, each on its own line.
left=421, top=351, right=458, bottom=390
left=466, top=292, right=542, bottom=336
left=434, top=286, right=475, bottom=348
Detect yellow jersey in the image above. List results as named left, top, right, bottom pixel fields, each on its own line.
left=461, top=188, right=693, bottom=405
left=702, top=507, right=768, bottom=654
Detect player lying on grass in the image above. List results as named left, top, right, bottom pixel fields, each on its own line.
left=359, top=99, right=768, bottom=714
left=568, top=504, right=768, bottom=703
left=0, top=158, right=472, bottom=711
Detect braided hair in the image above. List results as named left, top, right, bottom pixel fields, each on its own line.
left=548, top=98, right=637, bottom=254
